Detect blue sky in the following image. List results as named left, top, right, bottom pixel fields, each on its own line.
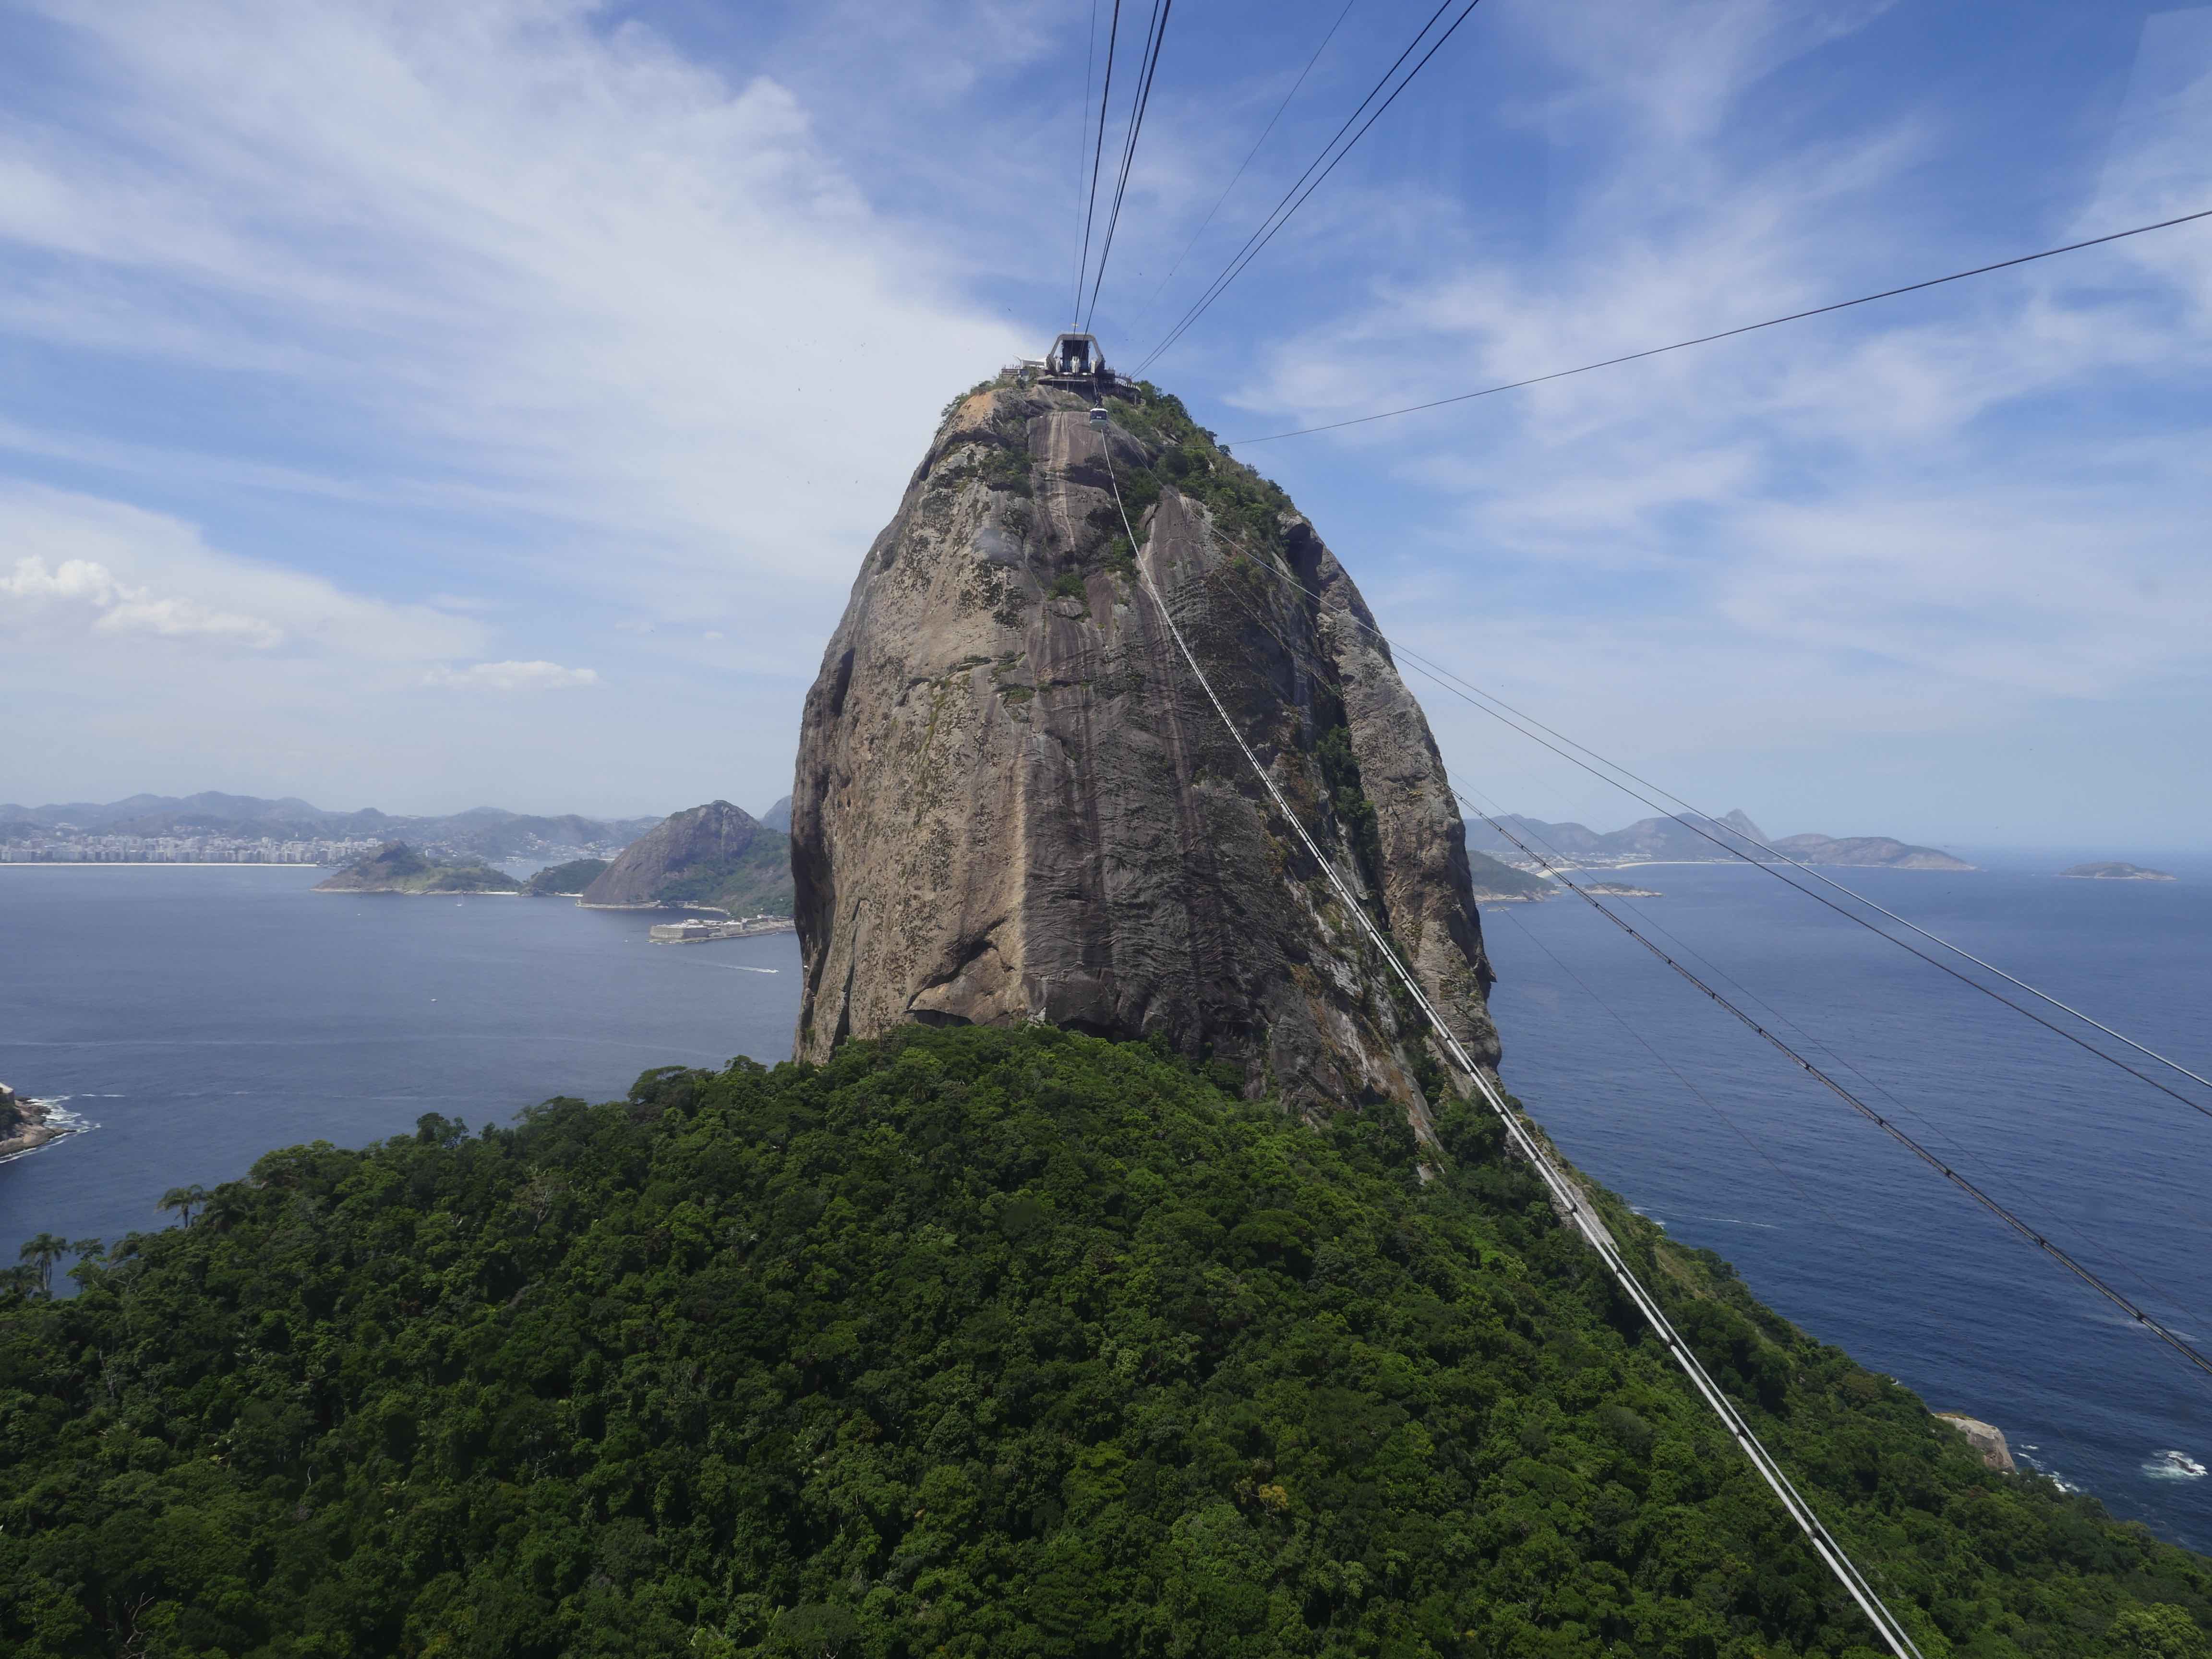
left=0, top=0, right=2205, bottom=847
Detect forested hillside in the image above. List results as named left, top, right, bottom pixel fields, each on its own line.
left=3, top=1026, right=2207, bottom=1658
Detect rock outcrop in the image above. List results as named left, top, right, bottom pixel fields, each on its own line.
left=1936, top=1414, right=2018, bottom=1474
left=789, top=375, right=1500, bottom=1129
left=579, top=802, right=793, bottom=916
left=0, top=1083, right=79, bottom=1162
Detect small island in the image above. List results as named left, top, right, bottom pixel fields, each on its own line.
left=1579, top=881, right=1664, bottom=898
left=313, top=842, right=522, bottom=895
left=2059, top=862, right=2176, bottom=882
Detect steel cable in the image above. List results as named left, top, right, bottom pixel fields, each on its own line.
left=1221, top=207, right=2212, bottom=443
left=1136, top=0, right=1486, bottom=374
left=1190, top=528, right=2212, bottom=1119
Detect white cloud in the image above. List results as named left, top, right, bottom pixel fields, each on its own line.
left=1221, top=0, right=2212, bottom=775
left=0, top=0, right=1030, bottom=617
left=0, top=483, right=487, bottom=661
left=2, top=553, right=286, bottom=647
left=425, top=659, right=601, bottom=692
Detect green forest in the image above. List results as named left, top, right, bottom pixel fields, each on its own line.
left=4, top=1024, right=2207, bottom=1658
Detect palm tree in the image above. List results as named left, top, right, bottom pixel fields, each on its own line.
left=18, top=1232, right=68, bottom=1297
left=157, top=1185, right=209, bottom=1226
left=201, top=1189, right=247, bottom=1233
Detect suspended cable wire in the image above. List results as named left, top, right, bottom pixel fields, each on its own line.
left=1197, top=532, right=2212, bottom=1119
left=1190, top=566, right=1887, bottom=1265
left=1085, top=398, right=1927, bottom=1659
left=1136, top=0, right=1487, bottom=374
left=1447, top=770, right=2188, bottom=1315
left=1143, top=0, right=1360, bottom=313
left=1184, top=497, right=2210, bottom=1419
left=1083, top=0, right=1177, bottom=331
left=1072, top=0, right=1125, bottom=332
left=1466, top=802, right=2212, bottom=1387
left=1220, top=206, right=2212, bottom=442
left=1070, top=0, right=1103, bottom=329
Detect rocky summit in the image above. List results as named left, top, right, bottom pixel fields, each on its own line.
left=791, top=374, right=1498, bottom=1129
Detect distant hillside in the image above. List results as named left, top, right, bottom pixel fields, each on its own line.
left=313, top=843, right=521, bottom=895
left=758, top=794, right=793, bottom=831
left=525, top=857, right=611, bottom=896
left=1465, top=848, right=1552, bottom=902
left=1466, top=809, right=1973, bottom=872
left=0, top=792, right=660, bottom=859
left=580, top=802, right=793, bottom=917
left=1768, top=832, right=1975, bottom=871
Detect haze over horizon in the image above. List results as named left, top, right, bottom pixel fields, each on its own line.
left=1, top=0, right=2207, bottom=846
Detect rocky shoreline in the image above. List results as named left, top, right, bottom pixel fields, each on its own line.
left=0, top=1083, right=78, bottom=1162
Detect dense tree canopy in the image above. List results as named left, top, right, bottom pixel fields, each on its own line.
left=3, top=1025, right=2206, bottom=1658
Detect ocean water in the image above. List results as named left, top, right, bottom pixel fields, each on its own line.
left=1479, top=848, right=2212, bottom=1550
left=0, top=866, right=801, bottom=1262
left=2, top=856, right=2207, bottom=1548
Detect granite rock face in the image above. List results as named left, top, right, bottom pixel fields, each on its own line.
left=790, top=377, right=1500, bottom=1129
left=580, top=802, right=793, bottom=915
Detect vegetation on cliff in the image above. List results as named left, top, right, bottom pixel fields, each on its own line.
left=313, top=842, right=521, bottom=894
left=4, top=1025, right=2207, bottom=1658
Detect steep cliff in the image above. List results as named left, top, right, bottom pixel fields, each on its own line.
left=791, top=375, right=1498, bottom=1126
left=578, top=802, right=793, bottom=916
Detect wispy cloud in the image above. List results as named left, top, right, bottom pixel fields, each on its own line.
left=2, top=553, right=285, bottom=647
left=1221, top=0, right=2212, bottom=810
left=0, top=0, right=1028, bottom=604
left=425, top=659, right=601, bottom=692
left=0, top=482, right=479, bottom=661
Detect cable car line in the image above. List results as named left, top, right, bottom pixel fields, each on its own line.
left=1466, top=803, right=2212, bottom=1387
left=1218, top=206, right=2212, bottom=443
left=1198, top=544, right=2200, bottom=1385
left=1070, top=0, right=1104, bottom=329
left=1083, top=0, right=1177, bottom=332
left=1481, top=893, right=1885, bottom=1268
left=1185, top=528, right=2212, bottom=1119
left=1447, top=770, right=2189, bottom=1313
left=1144, top=0, right=1361, bottom=313
left=1421, top=653, right=2212, bottom=1102
left=1135, top=0, right=1488, bottom=375
left=1072, top=0, right=1126, bottom=331
left=1088, top=401, right=1928, bottom=1659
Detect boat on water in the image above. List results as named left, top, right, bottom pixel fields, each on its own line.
left=2145, top=1450, right=2207, bottom=1479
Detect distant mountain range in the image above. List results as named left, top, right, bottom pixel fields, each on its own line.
left=1463, top=809, right=1974, bottom=872
left=0, top=792, right=700, bottom=861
